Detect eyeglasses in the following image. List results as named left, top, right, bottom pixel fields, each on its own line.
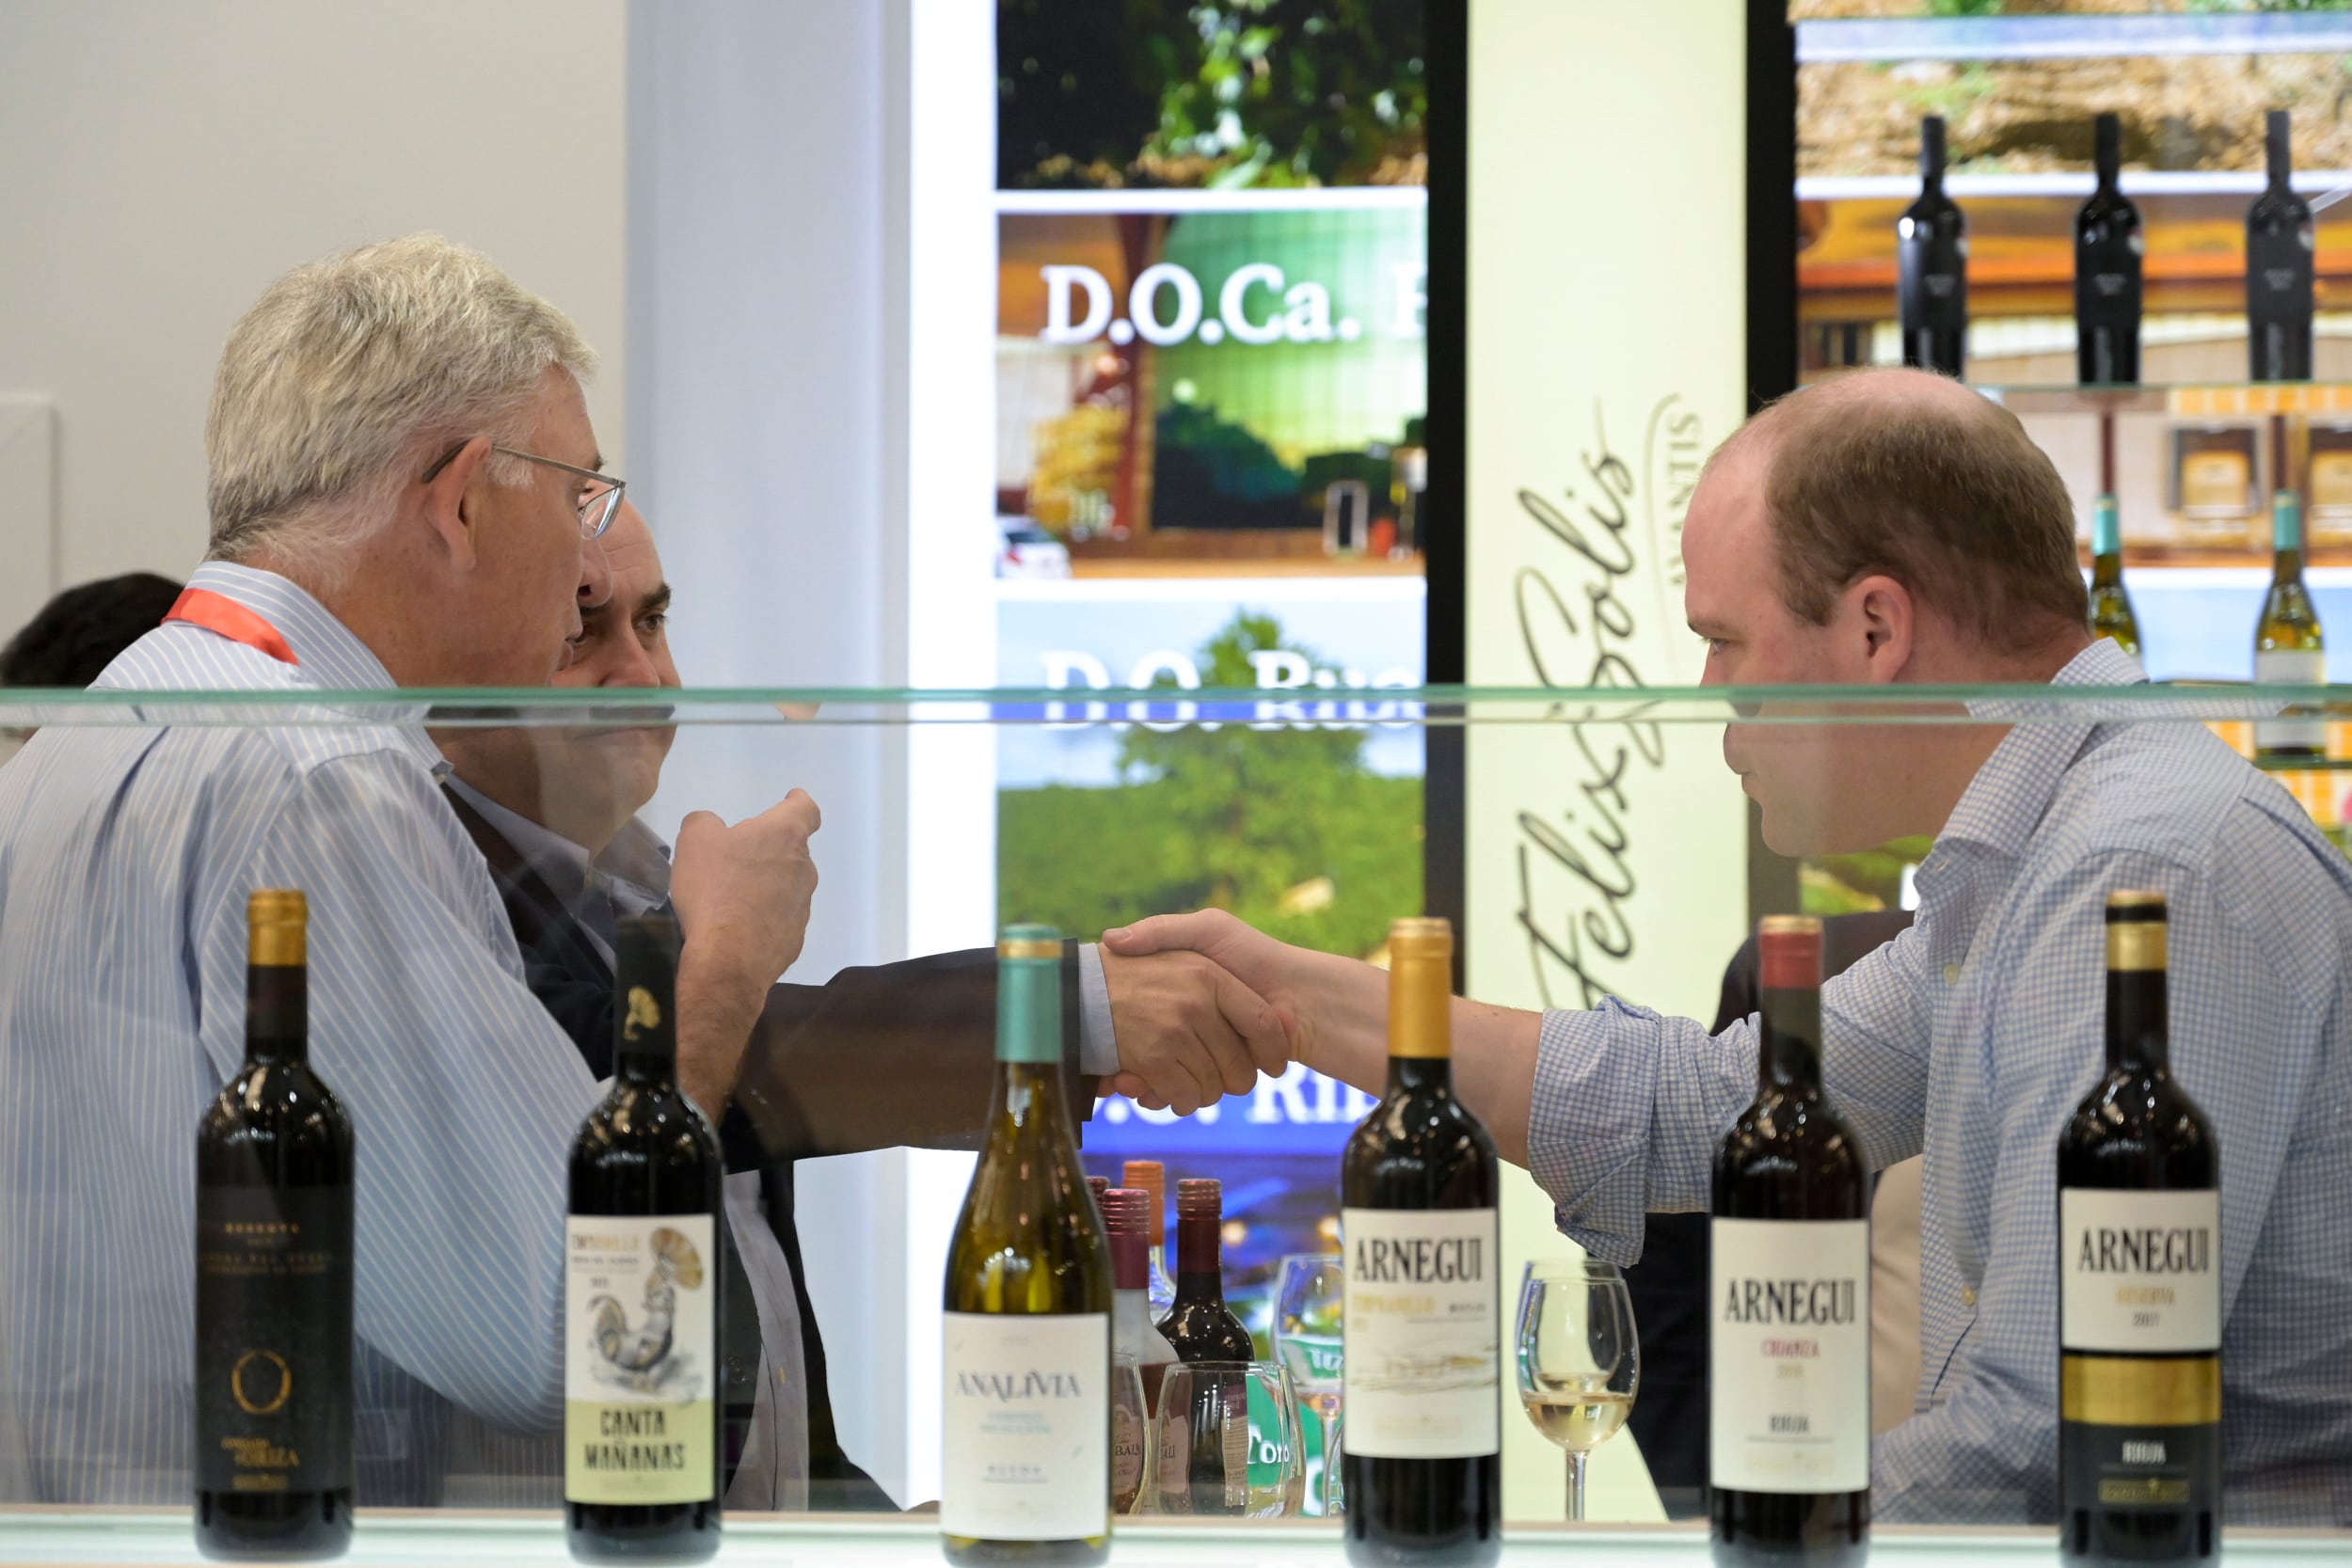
left=421, top=441, right=625, bottom=540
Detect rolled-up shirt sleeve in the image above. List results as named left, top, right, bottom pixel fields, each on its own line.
left=1527, top=930, right=1936, bottom=1265
left=204, top=753, right=599, bottom=1436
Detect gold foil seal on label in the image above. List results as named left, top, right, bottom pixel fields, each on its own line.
left=2106, top=890, right=2167, bottom=973
left=2061, top=1355, right=2220, bottom=1427
left=246, top=889, right=307, bottom=967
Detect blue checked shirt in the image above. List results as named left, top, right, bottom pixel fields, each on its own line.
left=1529, top=639, right=2352, bottom=1525
left=0, top=563, right=596, bottom=1505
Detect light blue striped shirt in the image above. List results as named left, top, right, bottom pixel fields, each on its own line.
left=0, top=562, right=596, bottom=1505
left=1530, top=639, right=2352, bottom=1526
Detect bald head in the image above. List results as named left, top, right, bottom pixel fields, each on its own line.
left=1713, top=368, right=2088, bottom=655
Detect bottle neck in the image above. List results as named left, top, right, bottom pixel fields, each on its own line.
left=2274, top=494, right=2306, bottom=581
left=245, top=962, right=308, bottom=1065
left=1109, top=1228, right=1148, bottom=1293
left=1172, top=1212, right=1226, bottom=1304
left=995, top=951, right=1060, bottom=1069
left=2090, top=496, right=2123, bottom=563
left=2106, top=966, right=2169, bottom=1074
left=617, top=1038, right=675, bottom=1085
left=2094, top=118, right=2121, bottom=195
left=1386, top=1053, right=1454, bottom=1097
left=2268, top=121, right=2293, bottom=192
left=1757, top=982, right=1824, bottom=1095
left=1919, top=119, right=1947, bottom=193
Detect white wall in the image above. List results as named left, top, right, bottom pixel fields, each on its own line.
left=0, top=0, right=628, bottom=623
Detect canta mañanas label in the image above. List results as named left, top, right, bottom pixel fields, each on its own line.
left=1709, top=1217, right=1870, bottom=1494
left=564, top=1214, right=717, bottom=1505
left=1342, top=1207, right=1500, bottom=1459
left=942, top=1313, right=1109, bottom=1541
left=2060, top=1189, right=2221, bottom=1354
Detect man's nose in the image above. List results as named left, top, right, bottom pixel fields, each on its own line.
left=605, top=632, right=662, bottom=689
left=577, top=535, right=614, bottom=611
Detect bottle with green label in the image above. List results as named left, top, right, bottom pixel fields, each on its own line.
left=2254, top=489, right=2326, bottom=759
left=2089, top=495, right=2140, bottom=658
left=565, top=914, right=722, bottom=1564
left=941, top=926, right=1113, bottom=1564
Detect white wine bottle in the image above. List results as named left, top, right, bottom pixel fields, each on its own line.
left=565, top=915, right=722, bottom=1565
left=1342, top=917, right=1500, bottom=1567
left=941, top=926, right=1113, bottom=1564
left=2089, top=494, right=2141, bottom=658
left=2255, top=489, right=2326, bottom=759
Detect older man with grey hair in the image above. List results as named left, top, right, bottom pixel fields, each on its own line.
left=0, top=234, right=827, bottom=1513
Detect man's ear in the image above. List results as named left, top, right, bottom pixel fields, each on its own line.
left=420, top=436, right=493, bottom=572
left=1850, top=572, right=1915, bottom=684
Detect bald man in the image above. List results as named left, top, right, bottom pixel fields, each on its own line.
left=1105, top=370, right=2352, bottom=1526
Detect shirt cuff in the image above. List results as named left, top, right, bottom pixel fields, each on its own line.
left=1077, top=943, right=1119, bottom=1078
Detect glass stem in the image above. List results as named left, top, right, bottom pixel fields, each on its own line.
left=1567, top=1449, right=1589, bottom=1523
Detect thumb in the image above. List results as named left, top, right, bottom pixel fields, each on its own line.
left=1102, top=910, right=1220, bottom=958
left=675, top=808, right=725, bottom=844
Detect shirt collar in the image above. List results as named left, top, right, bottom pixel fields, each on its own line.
left=1933, top=639, right=2148, bottom=862
left=182, top=561, right=449, bottom=778
left=444, top=775, right=598, bottom=906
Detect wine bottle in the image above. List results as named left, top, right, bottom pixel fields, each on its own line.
left=2058, top=892, right=2221, bottom=1563
left=1122, top=1159, right=1178, bottom=1317
left=1342, top=917, right=1500, bottom=1568
left=2076, top=112, right=2143, bottom=386
left=1103, top=1187, right=1179, bottom=1509
left=1898, top=115, right=1968, bottom=378
left=1088, top=1175, right=1109, bottom=1214
left=2255, top=489, right=2327, bottom=759
left=2249, top=110, right=2314, bottom=383
left=2090, top=494, right=2142, bottom=658
left=565, top=915, right=723, bottom=1565
left=194, top=890, right=354, bottom=1561
left=1155, top=1180, right=1255, bottom=1363
left=1709, top=915, right=1870, bottom=1568
left=941, top=926, right=1113, bottom=1565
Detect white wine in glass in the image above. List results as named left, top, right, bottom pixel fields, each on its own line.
left=1515, top=1258, right=1641, bottom=1523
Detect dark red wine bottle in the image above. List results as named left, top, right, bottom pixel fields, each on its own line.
left=195, top=890, right=354, bottom=1561
left=1154, top=1179, right=1253, bottom=1362
left=1899, top=115, right=1968, bottom=377
left=2076, top=112, right=2143, bottom=386
left=2249, top=110, right=2314, bottom=382
left=2058, top=892, right=2220, bottom=1564
left=1709, top=916, right=1870, bottom=1567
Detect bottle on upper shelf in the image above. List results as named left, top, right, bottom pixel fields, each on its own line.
left=2254, top=489, right=2327, bottom=760
left=1709, top=916, right=1870, bottom=1568
left=194, top=890, right=354, bottom=1563
left=1898, top=114, right=1968, bottom=379
left=2089, top=494, right=2142, bottom=659
left=1156, top=1179, right=1255, bottom=1363
left=2248, top=109, right=2315, bottom=384
left=2076, top=112, right=2143, bottom=387
left=1123, top=1159, right=1178, bottom=1318
left=2057, top=893, right=2220, bottom=1564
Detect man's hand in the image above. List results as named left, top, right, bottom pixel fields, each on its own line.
left=1098, top=944, right=1293, bottom=1117
left=668, top=790, right=821, bottom=1117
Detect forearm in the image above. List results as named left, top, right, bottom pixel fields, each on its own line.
left=1279, top=948, right=1540, bottom=1167
left=676, top=940, right=771, bottom=1120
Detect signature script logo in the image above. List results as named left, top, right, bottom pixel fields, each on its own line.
left=1510, top=396, right=1704, bottom=1009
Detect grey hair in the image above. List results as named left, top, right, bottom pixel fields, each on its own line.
left=203, top=232, right=596, bottom=589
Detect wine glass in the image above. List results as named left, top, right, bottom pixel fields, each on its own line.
left=1110, top=1354, right=1154, bottom=1516
left=1516, top=1257, right=1641, bottom=1522
left=1272, top=1252, right=1346, bottom=1517
left=1152, top=1361, right=1306, bottom=1519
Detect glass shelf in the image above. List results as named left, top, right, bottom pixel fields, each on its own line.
left=1980, top=384, right=2352, bottom=419
left=0, top=1512, right=2343, bottom=1568
left=1795, top=12, right=2352, bottom=66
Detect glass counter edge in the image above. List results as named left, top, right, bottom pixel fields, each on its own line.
left=1, top=682, right=2346, bottom=727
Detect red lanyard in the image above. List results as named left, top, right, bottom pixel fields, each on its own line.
left=163, top=587, right=299, bottom=666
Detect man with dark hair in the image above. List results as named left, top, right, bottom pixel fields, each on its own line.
left=0, top=573, right=183, bottom=689
left=1105, top=368, right=2352, bottom=1523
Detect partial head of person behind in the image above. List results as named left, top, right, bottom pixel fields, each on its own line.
left=441, top=498, right=678, bottom=856
left=0, top=572, right=184, bottom=689
left=204, top=232, right=613, bottom=689
left=1683, top=367, right=2094, bottom=855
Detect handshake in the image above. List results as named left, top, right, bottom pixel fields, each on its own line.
left=1096, top=910, right=1331, bottom=1116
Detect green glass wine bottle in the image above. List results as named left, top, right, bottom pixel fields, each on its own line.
left=2254, top=489, right=2326, bottom=760
left=2089, top=495, right=2140, bottom=658
left=940, top=927, right=1112, bottom=1565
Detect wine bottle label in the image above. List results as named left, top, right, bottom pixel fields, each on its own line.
left=2255, top=649, right=2327, bottom=751
left=941, top=1312, right=1109, bottom=1540
left=195, top=1185, right=354, bottom=1495
left=2059, top=1189, right=2221, bottom=1354
left=563, top=1214, right=717, bottom=1505
left=1111, top=1400, right=1145, bottom=1505
left=2060, top=1354, right=2220, bottom=1516
left=1340, top=1206, right=1500, bottom=1459
left=1708, top=1217, right=1870, bottom=1494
